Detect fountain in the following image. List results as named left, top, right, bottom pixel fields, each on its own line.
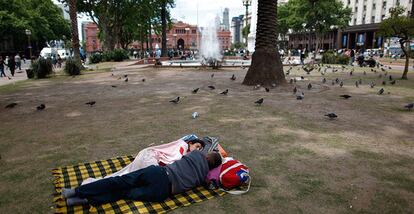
left=199, top=18, right=222, bottom=69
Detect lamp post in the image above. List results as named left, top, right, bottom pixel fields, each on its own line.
left=242, top=0, right=251, bottom=47
left=25, top=29, right=32, bottom=59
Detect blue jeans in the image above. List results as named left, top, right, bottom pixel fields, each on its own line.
left=0, top=67, right=5, bottom=77
left=75, top=165, right=170, bottom=205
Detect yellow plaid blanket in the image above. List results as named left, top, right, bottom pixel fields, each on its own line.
left=52, top=155, right=225, bottom=214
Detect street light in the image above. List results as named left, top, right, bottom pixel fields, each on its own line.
left=25, top=29, right=32, bottom=59
left=242, top=0, right=252, bottom=46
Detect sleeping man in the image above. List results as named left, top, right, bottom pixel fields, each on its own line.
left=62, top=150, right=222, bottom=206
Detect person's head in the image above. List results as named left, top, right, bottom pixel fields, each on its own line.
left=206, top=152, right=222, bottom=170
left=188, top=139, right=205, bottom=152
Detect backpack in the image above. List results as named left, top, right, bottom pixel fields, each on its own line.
left=219, top=157, right=251, bottom=194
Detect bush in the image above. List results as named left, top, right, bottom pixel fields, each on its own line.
left=102, top=51, right=114, bottom=62
left=322, top=51, right=350, bottom=65
left=89, top=53, right=102, bottom=64
left=31, top=58, right=53, bottom=79
left=64, top=58, right=82, bottom=76
left=112, top=49, right=129, bottom=61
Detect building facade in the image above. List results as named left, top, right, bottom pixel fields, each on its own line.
left=288, top=0, right=413, bottom=51
left=129, top=21, right=232, bottom=51
left=223, top=8, right=230, bottom=30
left=82, top=22, right=101, bottom=53
left=231, top=15, right=244, bottom=44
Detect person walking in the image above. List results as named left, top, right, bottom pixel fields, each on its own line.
left=57, top=54, right=63, bottom=68
left=0, top=56, right=6, bottom=77
left=15, top=54, right=22, bottom=70
left=8, top=54, right=16, bottom=77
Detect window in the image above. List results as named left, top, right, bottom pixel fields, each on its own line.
left=371, top=16, right=375, bottom=22
left=363, top=5, right=366, bottom=11
left=373, top=3, right=376, bottom=10
left=354, top=18, right=357, bottom=24
left=192, top=29, right=196, bottom=34
left=382, top=14, right=385, bottom=20
left=355, top=7, right=358, bottom=12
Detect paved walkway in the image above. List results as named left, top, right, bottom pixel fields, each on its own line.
left=0, top=61, right=31, bottom=86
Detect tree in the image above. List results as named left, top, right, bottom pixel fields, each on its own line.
left=0, top=0, right=70, bottom=54
left=379, top=6, right=414, bottom=80
left=68, top=0, right=81, bottom=62
left=280, top=0, right=351, bottom=56
left=243, top=0, right=285, bottom=86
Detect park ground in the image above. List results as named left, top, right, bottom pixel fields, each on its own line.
left=0, top=61, right=413, bottom=213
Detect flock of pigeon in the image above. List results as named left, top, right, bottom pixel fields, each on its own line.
left=3, top=64, right=413, bottom=120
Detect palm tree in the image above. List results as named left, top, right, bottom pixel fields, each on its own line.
left=68, top=0, right=81, bottom=63
left=243, top=0, right=285, bottom=86
left=161, top=0, right=167, bottom=57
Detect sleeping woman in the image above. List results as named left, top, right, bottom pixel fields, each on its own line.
left=81, top=137, right=205, bottom=185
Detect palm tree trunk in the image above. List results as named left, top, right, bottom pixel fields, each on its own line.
left=243, top=0, right=286, bottom=86
left=400, top=41, right=409, bottom=79
left=161, top=0, right=167, bottom=57
left=69, top=0, right=81, bottom=63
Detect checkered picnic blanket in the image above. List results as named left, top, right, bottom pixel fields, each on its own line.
left=52, top=155, right=225, bottom=214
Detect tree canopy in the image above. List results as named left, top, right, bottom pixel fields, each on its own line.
left=378, top=6, right=414, bottom=79
left=0, top=0, right=71, bottom=54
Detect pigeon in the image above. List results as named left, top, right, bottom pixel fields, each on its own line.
left=355, top=81, right=359, bottom=88
left=220, top=89, right=229, bottom=95
left=332, top=80, right=335, bottom=86
left=340, top=81, right=344, bottom=87
left=85, top=101, right=96, bottom=106
left=111, top=85, right=117, bottom=88
left=388, top=66, right=392, bottom=70
left=294, top=78, right=297, bottom=83
left=124, top=77, right=128, bottom=82
left=300, top=76, right=305, bottom=80
left=142, top=78, right=146, bottom=82
left=350, top=71, right=353, bottom=76
left=307, top=83, right=312, bottom=90
left=211, top=73, right=214, bottom=78
left=382, top=81, right=386, bottom=85
left=325, top=113, right=338, bottom=119
left=208, top=85, right=215, bottom=90
left=124, top=74, right=128, bottom=78
left=363, top=71, right=366, bottom=75
left=381, top=68, right=386, bottom=72
left=404, top=103, right=414, bottom=111
left=378, top=88, right=384, bottom=95
left=293, top=87, right=297, bottom=94
left=390, top=80, right=396, bottom=85
left=290, top=79, right=294, bottom=84
left=230, top=74, right=236, bottom=81
left=322, top=78, right=326, bottom=83
left=265, top=88, right=270, bottom=92
left=370, top=82, right=375, bottom=88
left=169, top=97, right=180, bottom=104
left=389, top=75, right=393, bottom=81
left=340, top=95, right=352, bottom=99
left=303, top=66, right=314, bottom=74
left=36, top=104, right=46, bottom=110
left=253, top=84, right=261, bottom=90
left=192, top=88, right=199, bottom=94
left=335, top=78, right=340, bottom=84
left=296, top=92, right=305, bottom=100
left=271, top=83, right=277, bottom=88
left=255, top=98, right=264, bottom=105
left=117, top=77, right=122, bottom=80
left=5, top=103, right=17, bottom=108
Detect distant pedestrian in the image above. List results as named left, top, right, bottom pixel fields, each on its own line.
left=15, top=54, right=22, bottom=70
left=57, top=54, right=63, bottom=68
left=350, top=49, right=355, bottom=64
left=300, top=49, right=305, bottom=65
left=8, top=55, right=16, bottom=77
left=5, top=56, right=9, bottom=71
left=0, top=56, right=6, bottom=77
left=52, top=55, right=57, bottom=68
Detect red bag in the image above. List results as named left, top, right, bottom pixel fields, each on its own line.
left=219, top=158, right=251, bottom=194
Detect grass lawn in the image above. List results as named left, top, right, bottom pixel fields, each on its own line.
left=0, top=63, right=413, bottom=213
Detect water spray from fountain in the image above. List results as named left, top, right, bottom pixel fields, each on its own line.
left=199, top=16, right=222, bottom=68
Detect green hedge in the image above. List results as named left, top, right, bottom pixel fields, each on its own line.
left=89, top=49, right=129, bottom=64
left=31, top=58, right=53, bottom=79
left=322, top=51, right=350, bottom=65
left=64, top=58, right=82, bottom=76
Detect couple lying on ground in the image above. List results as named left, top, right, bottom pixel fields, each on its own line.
left=62, top=136, right=222, bottom=206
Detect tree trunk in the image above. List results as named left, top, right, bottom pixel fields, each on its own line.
left=161, top=0, right=167, bottom=57
left=400, top=41, right=409, bottom=79
left=243, top=0, right=285, bottom=86
left=68, top=0, right=81, bottom=63
left=148, top=19, right=153, bottom=52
